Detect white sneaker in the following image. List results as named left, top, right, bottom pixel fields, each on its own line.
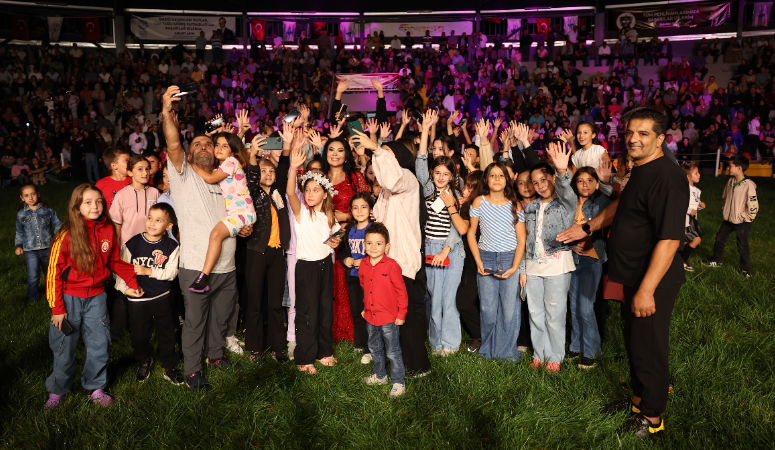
left=287, top=341, right=296, bottom=360
left=360, top=353, right=372, bottom=364
left=225, top=336, right=243, bottom=355
left=432, top=349, right=445, bottom=356
left=517, top=345, right=529, bottom=353
left=441, top=348, right=458, bottom=356
left=389, top=383, right=406, bottom=397
left=362, top=373, right=389, bottom=385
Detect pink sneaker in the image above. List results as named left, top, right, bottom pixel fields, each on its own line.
left=44, top=393, right=66, bottom=410
left=531, top=358, right=543, bottom=370
left=89, top=389, right=114, bottom=407
left=546, top=362, right=561, bottom=374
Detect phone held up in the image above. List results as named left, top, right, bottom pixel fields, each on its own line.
left=204, top=116, right=225, bottom=133
left=172, top=82, right=199, bottom=98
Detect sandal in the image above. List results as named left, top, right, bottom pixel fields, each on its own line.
left=297, top=364, right=317, bottom=374
left=316, top=356, right=338, bottom=366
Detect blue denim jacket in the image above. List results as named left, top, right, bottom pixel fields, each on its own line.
left=571, top=181, right=614, bottom=265
left=521, top=171, right=575, bottom=272
left=15, top=204, right=63, bottom=251
left=416, top=153, right=465, bottom=259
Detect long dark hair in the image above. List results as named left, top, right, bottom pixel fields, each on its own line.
left=479, top=162, right=522, bottom=225
left=321, top=137, right=358, bottom=192
left=212, top=131, right=249, bottom=169
left=426, top=156, right=459, bottom=208
left=460, top=170, right=483, bottom=220
left=577, top=121, right=602, bottom=145
left=571, top=167, right=602, bottom=202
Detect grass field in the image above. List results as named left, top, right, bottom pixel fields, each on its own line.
left=0, top=176, right=773, bottom=449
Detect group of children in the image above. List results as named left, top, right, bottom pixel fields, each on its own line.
left=12, top=114, right=759, bottom=407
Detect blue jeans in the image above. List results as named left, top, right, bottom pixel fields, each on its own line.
left=569, top=256, right=603, bottom=358
left=426, top=239, right=464, bottom=351
left=366, top=322, right=405, bottom=385
left=85, top=153, right=99, bottom=183
left=24, top=248, right=50, bottom=304
left=477, top=250, right=522, bottom=361
left=526, top=273, right=572, bottom=363
left=46, top=292, right=111, bottom=395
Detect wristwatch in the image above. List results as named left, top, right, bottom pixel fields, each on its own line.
left=581, top=223, right=592, bottom=236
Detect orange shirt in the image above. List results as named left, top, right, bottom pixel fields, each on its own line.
left=267, top=205, right=281, bottom=249
left=573, top=203, right=598, bottom=259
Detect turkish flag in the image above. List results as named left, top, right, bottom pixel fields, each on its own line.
left=11, top=14, right=29, bottom=40
left=536, top=19, right=551, bottom=37
left=83, top=17, right=101, bottom=41
left=312, top=22, right=327, bottom=37
left=251, top=19, right=267, bottom=41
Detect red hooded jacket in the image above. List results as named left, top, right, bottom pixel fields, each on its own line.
left=47, top=217, right=138, bottom=315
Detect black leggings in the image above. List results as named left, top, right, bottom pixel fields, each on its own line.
left=244, top=247, right=287, bottom=355
left=294, top=257, right=334, bottom=365
left=347, top=277, right=369, bottom=350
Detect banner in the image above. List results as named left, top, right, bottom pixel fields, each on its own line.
left=83, top=17, right=101, bottom=41
left=365, top=21, right=473, bottom=38
left=130, top=15, right=237, bottom=41
left=340, top=21, right=359, bottom=44
left=563, top=16, right=578, bottom=34
left=282, top=21, right=296, bottom=42
left=47, top=17, right=63, bottom=42
left=312, top=22, right=327, bottom=37
left=506, top=19, right=522, bottom=38
left=536, top=19, right=551, bottom=36
left=608, top=2, right=731, bottom=30
left=11, top=14, right=29, bottom=40
left=753, top=2, right=773, bottom=27
left=251, top=19, right=266, bottom=41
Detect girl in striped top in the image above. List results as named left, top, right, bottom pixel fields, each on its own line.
left=416, top=109, right=467, bottom=355
left=467, top=162, right=526, bottom=362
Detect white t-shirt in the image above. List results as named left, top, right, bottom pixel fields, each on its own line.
left=571, top=144, right=607, bottom=170
left=686, top=185, right=701, bottom=227
left=748, top=118, right=761, bottom=136
left=294, top=203, right=340, bottom=262
left=527, top=202, right=575, bottom=276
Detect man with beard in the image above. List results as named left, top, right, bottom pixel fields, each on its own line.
left=161, top=86, right=252, bottom=391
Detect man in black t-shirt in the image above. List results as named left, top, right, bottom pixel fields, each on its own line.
left=558, top=108, right=689, bottom=439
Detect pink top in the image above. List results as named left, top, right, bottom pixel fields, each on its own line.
left=217, top=156, right=255, bottom=216
left=109, top=185, right=160, bottom=244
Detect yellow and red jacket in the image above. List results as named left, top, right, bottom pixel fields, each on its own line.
left=47, top=217, right=139, bottom=315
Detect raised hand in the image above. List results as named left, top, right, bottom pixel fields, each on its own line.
left=162, top=86, right=182, bottom=113
left=400, top=109, right=411, bottom=126
left=236, top=109, right=250, bottom=137
left=279, top=121, right=294, bottom=143
left=299, top=103, right=310, bottom=121
left=596, top=157, right=612, bottom=183
left=475, top=118, right=490, bottom=140
left=329, top=122, right=343, bottom=139
left=379, top=122, right=391, bottom=139
left=546, top=141, right=571, bottom=175
left=499, top=129, right=511, bottom=148
left=453, top=126, right=461, bottom=137
left=205, top=114, right=223, bottom=137
left=422, top=109, right=437, bottom=132
left=222, top=122, right=235, bottom=134
left=370, top=76, right=383, bottom=92
left=492, top=117, right=503, bottom=132
left=351, top=129, right=379, bottom=152
left=367, top=117, right=378, bottom=133
left=310, top=130, right=324, bottom=149
left=249, top=135, right=267, bottom=157
left=290, top=144, right=306, bottom=169
left=527, top=128, right=536, bottom=143
left=558, top=127, right=574, bottom=144
left=449, top=109, right=460, bottom=123
left=336, top=78, right=350, bottom=95
left=430, top=109, right=439, bottom=127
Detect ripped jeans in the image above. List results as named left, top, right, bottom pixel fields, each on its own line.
left=46, top=292, right=111, bottom=395
left=525, top=273, right=571, bottom=364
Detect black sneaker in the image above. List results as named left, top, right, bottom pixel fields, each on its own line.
left=742, top=270, right=752, bottom=278
left=186, top=371, right=213, bottom=392
left=601, top=398, right=640, bottom=415
left=578, top=356, right=596, bottom=369
left=683, top=263, right=695, bottom=272
left=136, top=358, right=153, bottom=383
left=701, top=260, right=722, bottom=268
left=565, top=351, right=580, bottom=361
left=407, top=369, right=431, bottom=379
left=272, top=350, right=290, bottom=363
left=188, top=272, right=210, bottom=293
left=619, top=414, right=664, bottom=439
left=163, top=368, right=186, bottom=386
left=464, top=339, right=481, bottom=352
left=206, top=355, right=242, bottom=370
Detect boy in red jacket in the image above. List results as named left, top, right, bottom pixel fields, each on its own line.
left=359, top=223, right=408, bottom=397
left=45, top=184, right=141, bottom=410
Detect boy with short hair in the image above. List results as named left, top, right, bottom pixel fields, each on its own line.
left=359, top=223, right=408, bottom=398
left=703, top=156, right=759, bottom=277
left=95, top=147, right=131, bottom=206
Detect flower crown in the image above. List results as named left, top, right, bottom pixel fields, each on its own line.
left=300, top=172, right=338, bottom=197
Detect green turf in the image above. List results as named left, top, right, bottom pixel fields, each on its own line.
left=1, top=176, right=773, bottom=449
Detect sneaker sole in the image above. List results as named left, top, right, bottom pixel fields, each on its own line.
left=163, top=374, right=186, bottom=386
left=188, top=286, right=210, bottom=293
left=578, top=363, right=596, bottom=369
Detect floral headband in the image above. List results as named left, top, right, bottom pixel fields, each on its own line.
left=300, top=172, right=338, bottom=197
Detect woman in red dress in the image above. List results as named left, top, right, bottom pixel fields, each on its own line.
left=321, top=138, right=369, bottom=346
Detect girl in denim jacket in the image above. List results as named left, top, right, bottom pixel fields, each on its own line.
left=14, top=184, right=62, bottom=305
left=416, top=110, right=467, bottom=355
left=566, top=163, right=614, bottom=370
left=520, top=142, right=577, bottom=373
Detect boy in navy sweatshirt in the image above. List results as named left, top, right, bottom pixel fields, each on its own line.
left=115, top=203, right=183, bottom=385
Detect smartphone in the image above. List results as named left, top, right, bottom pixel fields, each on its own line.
left=366, top=112, right=376, bottom=119
left=204, top=116, right=224, bottom=133
left=59, top=318, right=75, bottom=336
left=482, top=268, right=503, bottom=275
left=262, top=136, right=283, bottom=150
left=284, top=109, right=300, bottom=123
left=425, top=254, right=450, bottom=266
left=413, top=110, right=424, bottom=125
left=323, top=229, right=346, bottom=245
left=348, top=119, right=364, bottom=136
left=172, top=82, right=199, bottom=98
left=337, top=104, right=349, bottom=122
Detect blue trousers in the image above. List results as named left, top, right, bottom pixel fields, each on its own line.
left=568, top=256, right=603, bottom=358
left=46, top=292, right=111, bottom=395
left=426, top=239, right=464, bottom=351
left=477, top=250, right=522, bottom=361
left=24, top=248, right=50, bottom=304
left=367, top=322, right=405, bottom=385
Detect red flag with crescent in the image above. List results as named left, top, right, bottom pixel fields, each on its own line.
left=11, top=15, right=29, bottom=40
left=312, top=22, right=327, bottom=37
left=83, top=17, right=101, bottom=41
left=251, top=19, right=267, bottom=41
